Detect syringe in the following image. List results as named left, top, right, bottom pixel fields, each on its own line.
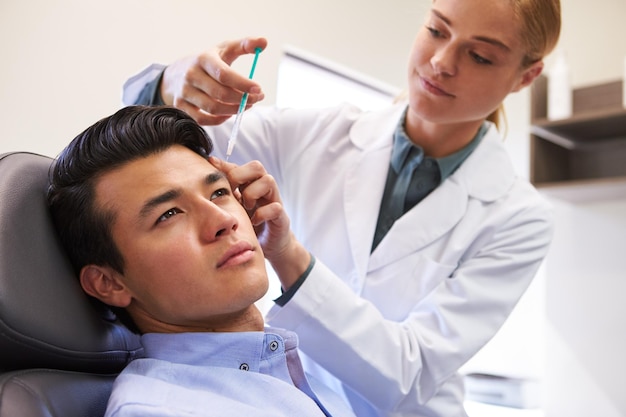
left=225, top=47, right=262, bottom=161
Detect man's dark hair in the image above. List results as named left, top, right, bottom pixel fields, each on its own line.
left=47, top=106, right=213, bottom=332
left=47, top=105, right=213, bottom=276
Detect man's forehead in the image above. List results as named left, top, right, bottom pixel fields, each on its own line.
left=92, top=147, right=221, bottom=212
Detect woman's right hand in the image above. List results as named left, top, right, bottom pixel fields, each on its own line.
left=160, top=37, right=268, bottom=126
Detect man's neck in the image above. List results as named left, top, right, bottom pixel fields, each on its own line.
left=133, top=304, right=266, bottom=334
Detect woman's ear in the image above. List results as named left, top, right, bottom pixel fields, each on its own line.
left=79, top=265, right=132, bottom=308
left=512, top=60, right=544, bottom=92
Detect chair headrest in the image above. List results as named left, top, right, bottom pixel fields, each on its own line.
left=0, top=152, right=142, bottom=373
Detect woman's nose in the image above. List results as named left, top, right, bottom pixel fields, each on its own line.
left=431, top=45, right=457, bottom=76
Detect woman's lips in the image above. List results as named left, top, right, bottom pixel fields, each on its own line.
left=420, top=76, right=454, bottom=97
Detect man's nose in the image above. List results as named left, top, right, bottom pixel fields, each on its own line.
left=199, top=201, right=238, bottom=241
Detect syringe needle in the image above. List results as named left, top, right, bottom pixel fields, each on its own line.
left=225, top=47, right=262, bottom=161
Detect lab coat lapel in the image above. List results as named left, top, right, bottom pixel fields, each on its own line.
left=367, top=124, right=515, bottom=271
left=343, top=147, right=391, bottom=281
left=343, top=104, right=404, bottom=281
left=368, top=179, right=467, bottom=271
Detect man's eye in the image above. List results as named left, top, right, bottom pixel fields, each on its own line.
left=157, top=208, right=182, bottom=224
left=211, top=188, right=230, bottom=199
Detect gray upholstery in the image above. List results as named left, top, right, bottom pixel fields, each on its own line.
left=0, top=370, right=113, bottom=417
left=0, top=152, right=143, bottom=417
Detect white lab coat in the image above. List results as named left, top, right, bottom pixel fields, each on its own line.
left=124, top=77, right=554, bottom=417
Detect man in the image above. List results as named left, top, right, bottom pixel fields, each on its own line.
left=47, top=105, right=354, bottom=417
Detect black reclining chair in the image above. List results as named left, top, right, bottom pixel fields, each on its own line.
left=0, top=152, right=143, bottom=417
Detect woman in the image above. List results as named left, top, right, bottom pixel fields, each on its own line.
left=123, top=0, right=561, bottom=415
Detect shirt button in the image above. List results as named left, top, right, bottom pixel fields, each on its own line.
left=269, top=341, right=279, bottom=351
left=239, top=363, right=249, bottom=371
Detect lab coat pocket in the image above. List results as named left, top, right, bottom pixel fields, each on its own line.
left=363, top=253, right=457, bottom=320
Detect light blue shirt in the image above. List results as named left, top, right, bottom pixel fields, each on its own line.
left=105, top=327, right=355, bottom=417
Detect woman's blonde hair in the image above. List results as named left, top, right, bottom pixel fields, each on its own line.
left=488, top=0, right=562, bottom=130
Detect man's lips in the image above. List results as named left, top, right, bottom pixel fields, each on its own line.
left=217, top=241, right=255, bottom=268
left=420, top=76, right=454, bottom=97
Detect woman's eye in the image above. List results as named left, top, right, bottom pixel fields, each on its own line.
left=156, top=208, right=182, bottom=224
left=427, top=26, right=443, bottom=38
left=470, top=52, right=492, bottom=65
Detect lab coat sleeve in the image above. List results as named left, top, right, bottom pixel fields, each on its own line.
left=121, top=63, right=167, bottom=106
left=266, top=190, right=554, bottom=413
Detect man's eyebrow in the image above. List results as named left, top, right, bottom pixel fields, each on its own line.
left=138, top=171, right=227, bottom=220
left=431, top=9, right=511, bottom=52
left=205, top=171, right=227, bottom=185
left=139, top=189, right=181, bottom=220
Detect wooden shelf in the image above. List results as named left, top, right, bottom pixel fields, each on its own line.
left=532, top=107, right=626, bottom=143
left=530, top=76, right=626, bottom=200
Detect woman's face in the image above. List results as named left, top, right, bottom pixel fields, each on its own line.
left=407, top=0, right=542, bottom=126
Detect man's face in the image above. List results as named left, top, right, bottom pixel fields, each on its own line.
left=90, top=145, right=269, bottom=333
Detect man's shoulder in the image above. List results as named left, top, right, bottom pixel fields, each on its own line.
left=106, top=358, right=342, bottom=417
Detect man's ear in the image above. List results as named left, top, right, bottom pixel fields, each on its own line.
left=79, top=265, right=132, bottom=308
left=512, top=60, right=544, bottom=93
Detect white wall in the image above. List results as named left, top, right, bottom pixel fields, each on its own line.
left=2, top=1, right=625, bottom=415
left=556, top=0, right=626, bottom=87
left=543, top=198, right=626, bottom=417
left=1, top=0, right=624, bottom=156
left=0, top=0, right=423, bottom=157
left=3, top=0, right=624, bottom=160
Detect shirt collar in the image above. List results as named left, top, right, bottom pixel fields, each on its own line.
left=391, top=109, right=423, bottom=174
left=140, top=327, right=298, bottom=371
